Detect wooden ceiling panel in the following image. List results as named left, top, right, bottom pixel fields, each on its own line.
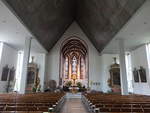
left=4, top=0, right=145, bottom=52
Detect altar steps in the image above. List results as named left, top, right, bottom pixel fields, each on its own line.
left=66, top=93, right=82, bottom=99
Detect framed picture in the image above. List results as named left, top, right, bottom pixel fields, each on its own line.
left=139, top=66, right=147, bottom=82
left=1, top=65, right=9, bottom=81
left=133, top=68, right=139, bottom=82
left=9, top=67, right=16, bottom=81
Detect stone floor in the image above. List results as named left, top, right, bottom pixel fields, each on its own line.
left=60, top=93, right=88, bottom=113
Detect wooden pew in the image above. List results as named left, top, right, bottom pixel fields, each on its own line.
left=82, top=93, right=150, bottom=113
left=0, top=92, right=66, bottom=112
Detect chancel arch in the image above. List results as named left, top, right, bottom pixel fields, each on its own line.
left=60, top=37, right=89, bottom=87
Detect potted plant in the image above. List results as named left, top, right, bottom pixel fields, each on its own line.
left=66, top=81, right=72, bottom=87
left=64, top=81, right=72, bottom=92
left=32, top=87, right=36, bottom=93
left=77, top=82, right=82, bottom=88
left=77, top=82, right=82, bottom=92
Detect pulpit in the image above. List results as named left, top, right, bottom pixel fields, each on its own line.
left=108, top=57, right=121, bottom=93
left=26, top=56, right=40, bottom=93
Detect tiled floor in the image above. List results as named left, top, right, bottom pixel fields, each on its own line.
left=61, top=98, right=88, bottom=113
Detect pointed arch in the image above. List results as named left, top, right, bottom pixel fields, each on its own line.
left=59, top=36, right=89, bottom=87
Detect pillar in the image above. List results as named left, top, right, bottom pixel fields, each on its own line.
left=39, top=53, right=47, bottom=92
left=119, top=39, right=128, bottom=95
left=19, top=37, right=32, bottom=94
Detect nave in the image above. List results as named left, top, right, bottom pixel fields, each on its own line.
left=1, top=0, right=150, bottom=113
left=61, top=98, right=88, bottom=113
left=63, top=92, right=150, bottom=113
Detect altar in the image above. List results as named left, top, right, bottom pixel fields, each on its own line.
left=69, top=86, right=79, bottom=93
left=60, top=39, right=89, bottom=88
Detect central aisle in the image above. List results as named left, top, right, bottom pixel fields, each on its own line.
left=61, top=93, right=88, bottom=113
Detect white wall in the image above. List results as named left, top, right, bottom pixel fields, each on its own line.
left=100, top=54, right=119, bottom=93
left=0, top=43, right=18, bottom=93
left=131, top=45, right=150, bottom=95
left=47, top=22, right=102, bottom=91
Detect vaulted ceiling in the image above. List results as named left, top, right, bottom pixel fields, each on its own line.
left=4, top=0, right=145, bottom=52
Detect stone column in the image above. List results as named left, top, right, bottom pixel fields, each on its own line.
left=40, top=53, right=47, bottom=92
left=19, top=37, right=32, bottom=94
left=119, top=39, right=129, bottom=95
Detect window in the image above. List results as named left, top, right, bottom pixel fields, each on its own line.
left=146, top=43, right=150, bottom=77
left=72, top=56, right=77, bottom=75
left=14, top=51, right=24, bottom=92
left=80, top=56, right=85, bottom=79
left=125, top=52, right=133, bottom=92
left=0, top=42, right=3, bottom=62
left=64, top=56, right=69, bottom=79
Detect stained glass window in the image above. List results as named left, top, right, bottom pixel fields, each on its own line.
left=64, top=57, right=69, bottom=79
left=80, top=57, right=85, bottom=79
left=72, top=56, right=77, bottom=75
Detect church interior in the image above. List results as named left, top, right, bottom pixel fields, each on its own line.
left=0, top=0, right=150, bottom=113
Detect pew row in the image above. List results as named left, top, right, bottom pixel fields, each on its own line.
left=82, top=93, right=150, bottom=113
left=0, top=92, right=66, bottom=113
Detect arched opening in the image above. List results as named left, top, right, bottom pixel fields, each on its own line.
left=60, top=37, right=88, bottom=88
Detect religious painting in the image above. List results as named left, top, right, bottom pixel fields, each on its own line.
left=9, top=67, right=16, bottom=81
left=139, top=66, right=147, bottom=82
left=133, top=68, right=139, bottom=82
left=1, top=65, right=9, bottom=81
left=112, top=71, right=121, bottom=85
left=27, top=69, right=35, bottom=84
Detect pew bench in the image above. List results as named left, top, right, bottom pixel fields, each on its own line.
left=0, top=92, right=66, bottom=113
left=82, top=93, right=150, bottom=113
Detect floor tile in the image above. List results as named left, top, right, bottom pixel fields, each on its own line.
left=61, top=98, right=88, bottom=113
